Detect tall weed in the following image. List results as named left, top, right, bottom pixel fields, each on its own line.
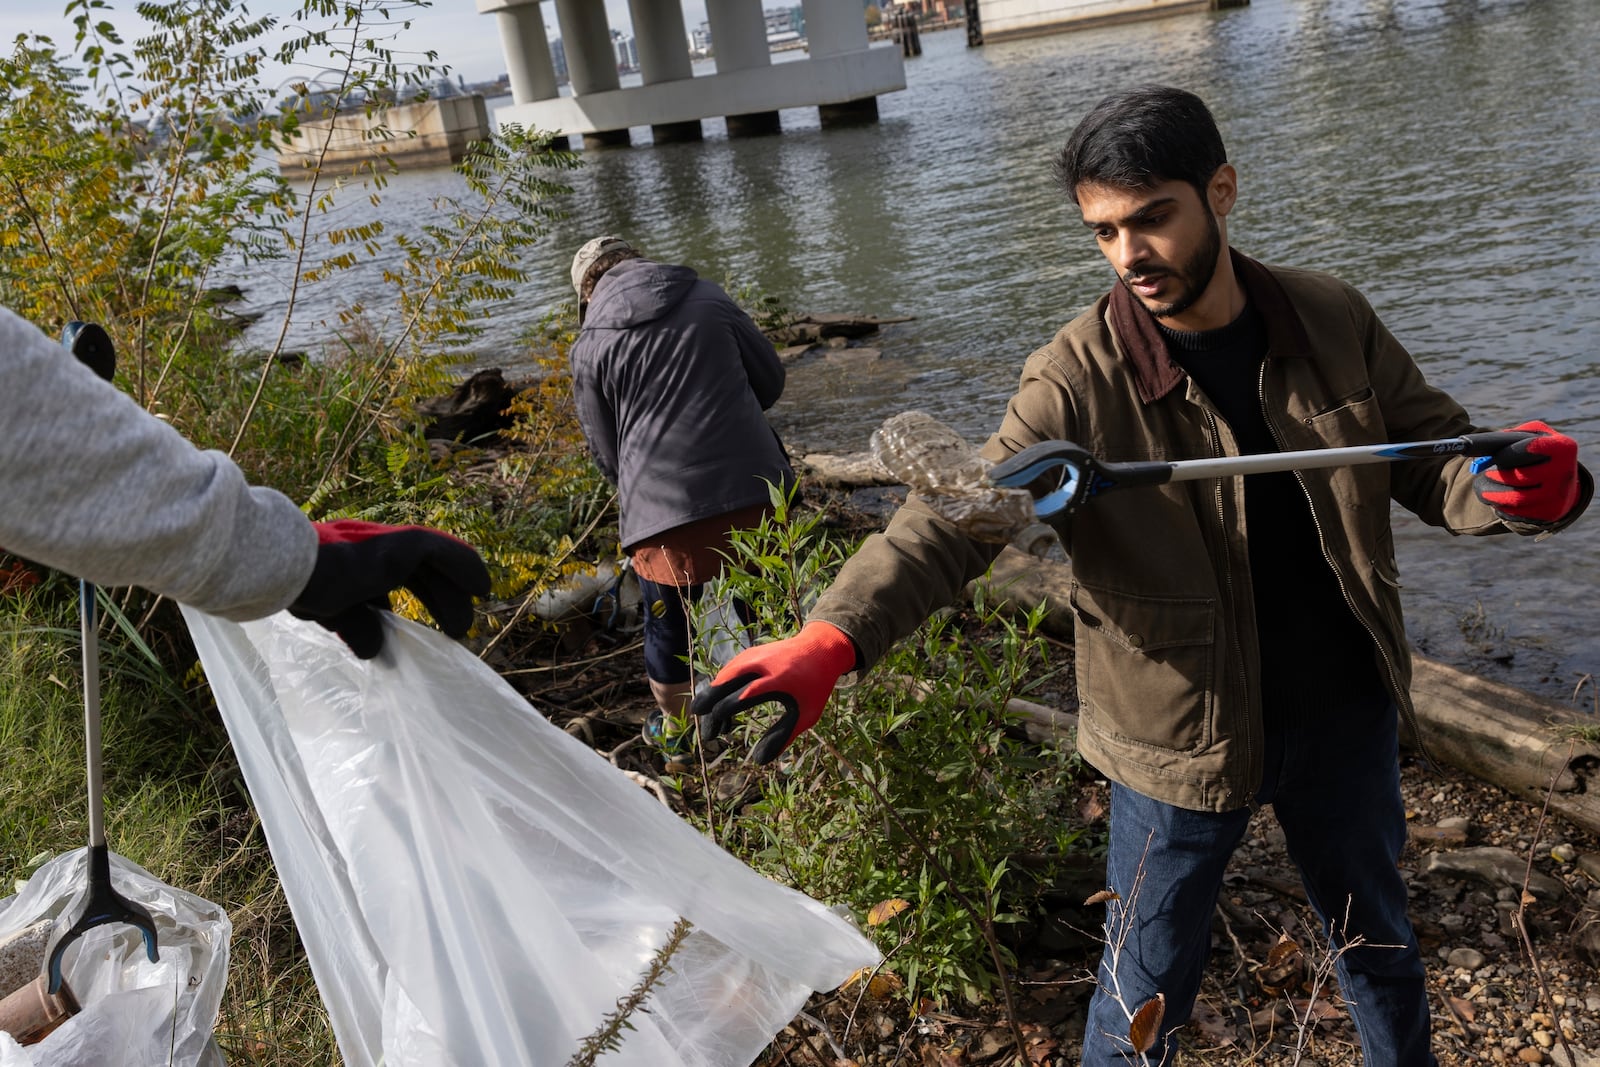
left=689, top=485, right=1086, bottom=1005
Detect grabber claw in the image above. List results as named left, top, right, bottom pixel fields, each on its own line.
left=987, top=440, right=1105, bottom=521
left=45, top=844, right=160, bottom=994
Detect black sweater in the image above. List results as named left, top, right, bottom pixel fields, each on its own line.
left=1159, top=304, right=1384, bottom=717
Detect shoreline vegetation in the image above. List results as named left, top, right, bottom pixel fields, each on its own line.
left=1, top=2, right=1596, bottom=1063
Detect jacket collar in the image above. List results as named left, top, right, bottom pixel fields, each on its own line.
left=1107, top=248, right=1313, bottom=404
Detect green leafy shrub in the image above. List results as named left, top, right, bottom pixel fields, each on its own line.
left=687, top=484, right=1086, bottom=1005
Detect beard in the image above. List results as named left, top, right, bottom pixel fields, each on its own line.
left=1120, top=208, right=1224, bottom=320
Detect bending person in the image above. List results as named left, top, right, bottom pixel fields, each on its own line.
left=568, top=235, right=792, bottom=741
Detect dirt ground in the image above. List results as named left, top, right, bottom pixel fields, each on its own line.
left=500, top=489, right=1600, bottom=1067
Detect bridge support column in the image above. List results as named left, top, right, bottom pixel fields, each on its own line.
left=477, top=0, right=558, bottom=106
left=820, top=97, right=879, bottom=126
left=631, top=0, right=702, bottom=143
left=555, top=0, right=629, bottom=146
left=801, top=0, right=872, bottom=58
left=708, top=0, right=779, bottom=135
left=803, top=0, right=881, bottom=124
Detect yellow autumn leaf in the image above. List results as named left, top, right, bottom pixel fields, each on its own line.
left=840, top=966, right=904, bottom=1000
left=867, top=898, right=912, bottom=926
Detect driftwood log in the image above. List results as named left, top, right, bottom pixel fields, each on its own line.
left=964, top=550, right=1600, bottom=835
left=417, top=367, right=520, bottom=443
left=798, top=453, right=1600, bottom=837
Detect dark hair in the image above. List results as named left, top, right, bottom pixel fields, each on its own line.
left=1053, top=85, right=1227, bottom=205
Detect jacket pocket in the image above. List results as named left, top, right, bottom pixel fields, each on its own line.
left=1301, top=386, right=1384, bottom=442
left=1070, top=580, right=1216, bottom=753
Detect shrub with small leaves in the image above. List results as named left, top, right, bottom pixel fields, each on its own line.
left=687, top=483, right=1087, bottom=1005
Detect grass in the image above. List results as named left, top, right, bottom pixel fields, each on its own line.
left=0, top=582, right=339, bottom=1063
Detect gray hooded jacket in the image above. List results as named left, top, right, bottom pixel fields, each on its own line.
left=0, top=307, right=316, bottom=619
left=570, top=259, right=791, bottom=548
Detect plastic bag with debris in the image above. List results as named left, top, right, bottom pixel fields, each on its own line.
left=0, top=850, right=228, bottom=1066
left=181, top=608, right=879, bottom=1067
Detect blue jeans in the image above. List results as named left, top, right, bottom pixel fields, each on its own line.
left=1081, top=692, right=1435, bottom=1066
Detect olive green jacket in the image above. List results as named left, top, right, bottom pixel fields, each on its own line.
left=809, top=252, right=1591, bottom=812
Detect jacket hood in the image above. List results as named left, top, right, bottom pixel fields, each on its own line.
left=583, top=259, right=699, bottom=329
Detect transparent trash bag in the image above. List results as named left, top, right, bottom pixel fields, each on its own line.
left=181, top=609, right=879, bottom=1067
left=0, top=850, right=229, bottom=1067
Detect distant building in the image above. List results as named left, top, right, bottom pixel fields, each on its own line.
left=611, top=29, right=640, bottom=73
left=690, top=22, right=713, bottom=57
left=549, top=37, right=569, bottom=84
left=764, top=5, right=805, bottom=44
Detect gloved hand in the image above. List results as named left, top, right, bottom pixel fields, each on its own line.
left=691, top=620, right=858, bottom=764
left=289, top=520, right=492, bottom=658
left=1472, top=420, right=1580, bottom=523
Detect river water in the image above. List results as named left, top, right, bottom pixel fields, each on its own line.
left=223, top=0, right=1600, bottom=702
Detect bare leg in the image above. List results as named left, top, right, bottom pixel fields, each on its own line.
left=648, top=678, right=692, bottom=718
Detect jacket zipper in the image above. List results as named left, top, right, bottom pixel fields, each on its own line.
left=1256, top=363, right=1426, bottom=761
left=1201, top=403, right=1259, bottom=810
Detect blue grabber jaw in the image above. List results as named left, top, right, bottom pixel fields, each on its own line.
left=987, top=440, right=1097, bottom=521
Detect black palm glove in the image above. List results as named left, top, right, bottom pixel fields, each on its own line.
left=289, top=520, right=491, bottom=658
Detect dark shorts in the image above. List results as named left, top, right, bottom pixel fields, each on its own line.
left=636, top=577, right=756, bottom=684
left=636, top=577, right=703, bottom=684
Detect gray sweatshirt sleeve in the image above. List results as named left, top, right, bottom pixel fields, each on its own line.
left=0, top=308, right=317, bottom=620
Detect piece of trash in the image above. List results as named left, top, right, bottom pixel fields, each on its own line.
left=870, top=411, right=1035, bottom=543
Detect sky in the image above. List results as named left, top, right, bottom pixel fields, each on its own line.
left=0, top=0, right=713, bottom=88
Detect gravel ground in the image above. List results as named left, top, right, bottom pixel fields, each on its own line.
left=770, top=756, right=1600, bottom=1067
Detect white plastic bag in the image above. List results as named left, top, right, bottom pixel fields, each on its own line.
left=182, top=609, right=879, bottom=1067
left=0, top=850, right=229, bottom=1067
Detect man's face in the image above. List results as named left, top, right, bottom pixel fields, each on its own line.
left=1076, top=176, right=1229, bottom=324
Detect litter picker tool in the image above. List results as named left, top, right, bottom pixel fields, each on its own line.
left=988, top=431, right=1537, bottom=522
left=45, top=321, right=160, bottom=995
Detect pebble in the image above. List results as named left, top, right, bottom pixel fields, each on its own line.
left=1449, top=947, right=1487, bottom=969
left=1516, top=1048, right=1545, bottom=1063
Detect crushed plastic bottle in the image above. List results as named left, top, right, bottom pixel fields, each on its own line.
left=869, top=410, right=1037, bottom=543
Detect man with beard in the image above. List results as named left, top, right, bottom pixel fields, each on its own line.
left=690, top=85, right=1589, bottom=1064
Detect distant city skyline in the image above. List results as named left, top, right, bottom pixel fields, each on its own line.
left=0, top=0, right=721, bottom=89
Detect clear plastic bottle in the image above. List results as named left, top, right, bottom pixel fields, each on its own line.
left=870, top=410, right=990, bottom=492
left=869, top=410, right=1036, bottom=543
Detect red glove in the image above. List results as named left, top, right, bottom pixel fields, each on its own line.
left=691, top=620, right=858, bottom=764
left=289, top=520, right=492, bottom=658
left=1472, top=420, right=1580, bottom=523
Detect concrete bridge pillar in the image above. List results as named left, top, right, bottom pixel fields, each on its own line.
left=706, top=0, right=780, bottom=136
left=477, top=0, right=558, bottom=107
left=554, top=0, right=629, bottom=147
left=630, top=0, right=702, bottom=143
left=801, top=0, right=870, bottom=58
left=801, top=0, right=879, bottom=125
left=484, top=0, right=905, bottom=151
